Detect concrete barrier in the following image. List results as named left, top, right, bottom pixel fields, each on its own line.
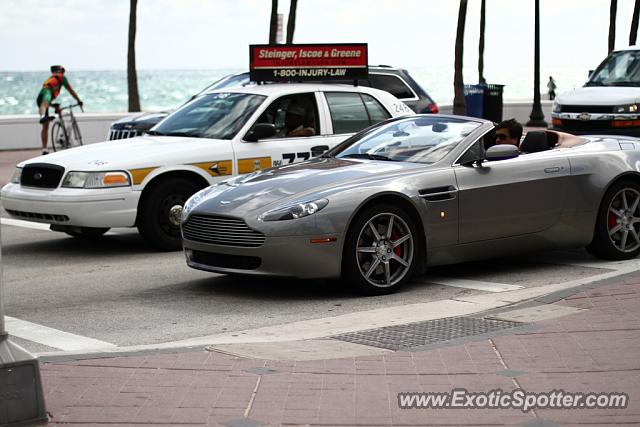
left=0, top=113, right=130, bottom=150
left=0, top=101, right=554, bottom=151
left=438, top=100, right=553, bottom=124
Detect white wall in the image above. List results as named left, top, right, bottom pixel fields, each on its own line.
left=0, top=102, right=554, bottom=150
left=0, top=113, right=130, bottom=150
left=438, top=100, right=554, bottom=125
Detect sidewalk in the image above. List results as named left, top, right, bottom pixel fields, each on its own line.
left=37, top=274, right=640, bottom=426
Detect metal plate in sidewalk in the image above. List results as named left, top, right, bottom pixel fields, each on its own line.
left=331, top=316, right=523, bottom=351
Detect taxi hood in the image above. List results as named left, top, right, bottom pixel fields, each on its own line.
left=18, top=136, right=230, bottom=171
left=188, top=157, right=424, bottom=216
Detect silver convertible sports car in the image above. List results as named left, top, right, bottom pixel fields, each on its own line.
left=181, top=114, right=640, bottom=294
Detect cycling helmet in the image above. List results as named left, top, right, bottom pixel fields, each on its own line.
left=50, top=65, right=65, bottom=73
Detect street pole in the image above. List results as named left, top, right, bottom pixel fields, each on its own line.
left=0, top=226, right=47, bottom=425
left=527, top=0, right=548, bottom=127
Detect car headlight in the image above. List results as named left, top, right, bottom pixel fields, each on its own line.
left=61, top=171, right=131, bottom=188
left=10, top=167, right=22, bottom=184
left=259, top=199, right=329, bottom=221
left=614, top=104, right=638, bottom=113
left=552, top=101, right=561, bottom=114
left=182, top=187, right=212, bottom=221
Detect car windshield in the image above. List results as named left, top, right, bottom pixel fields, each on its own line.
left=334, top=116, right=481, bottom=164
left=195, top=73, right=251, bottom=97
left=152, top=92, right=266, bottom=140
left=586, top=50, right=640, bottom=87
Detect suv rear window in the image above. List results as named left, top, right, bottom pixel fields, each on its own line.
left=325, top=92, right=391, bottom=134
left=368, top=74, right=416, bottom=99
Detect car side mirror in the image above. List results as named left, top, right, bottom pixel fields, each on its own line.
left=486, top=144, right=519, bottom=161
left=245, top=123, right=276, bottom=142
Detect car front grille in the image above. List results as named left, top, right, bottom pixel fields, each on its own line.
left=557, top=120, right=617, bottom=132
left=108, top=129, right=139, bottom=140
left=182, top=215, right=266, bottom=247
left=20, top=163, right=65, bottom=189
left=560, top=105, right=615, bottom=113
left=6, top=209, right=69, bottom=222
left=190, top=250, right=261, bottom=270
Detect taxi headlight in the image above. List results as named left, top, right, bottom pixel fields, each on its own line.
left=10, top=167, right=22, bottom=184
left=552, top=101, right=561, bottom=114
left=615, top=104, right=638, bottom=113
left=62, top=171, right=131, bottom=188
left=259, top=199, right=328, bottom=221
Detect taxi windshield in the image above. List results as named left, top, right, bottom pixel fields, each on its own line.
left=334, top=116, right=481, bottom=164
left=151, top=92, right=266, bottom=139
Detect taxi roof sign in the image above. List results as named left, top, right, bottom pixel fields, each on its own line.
left=249, top=43, right=368, bottom=82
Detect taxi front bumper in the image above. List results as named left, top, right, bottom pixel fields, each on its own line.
left=1, top=183, right=140, bottom=228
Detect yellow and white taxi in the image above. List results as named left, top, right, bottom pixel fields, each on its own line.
left=2, top=83, right=412, bottom=250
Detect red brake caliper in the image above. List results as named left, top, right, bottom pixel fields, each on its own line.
left=391, top=226, right=402, bottom=257
left=608, top=211, right=617, bottom=230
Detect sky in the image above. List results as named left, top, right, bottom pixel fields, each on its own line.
left=0, top=0, right=637, bottom=73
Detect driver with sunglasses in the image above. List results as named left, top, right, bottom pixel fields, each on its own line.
left=494, top=118, right=523, bottom=147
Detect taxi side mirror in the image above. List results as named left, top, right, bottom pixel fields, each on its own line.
left=245, top=123, right=276, bottom=142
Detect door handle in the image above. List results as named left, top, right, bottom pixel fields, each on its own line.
left=544, top=167, right=560, bottom=173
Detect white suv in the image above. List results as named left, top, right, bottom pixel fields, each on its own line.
left=551, top=46, right=640, bottom=136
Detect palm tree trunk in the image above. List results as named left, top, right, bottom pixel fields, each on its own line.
left=269, top=0, right=279, bottom=44
left=286, top=0, right=298, bottom=44
left=478, top=0, right=486, bottom=84
left=630, top=0, right=640, bottom=46
left=127, top=0, right=140, bottom=112
left=609, top=0, right=617, bottom=53
left=453, top=0, right=468, bottom=115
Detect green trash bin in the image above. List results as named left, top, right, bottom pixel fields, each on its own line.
left=482, top=84, right=504, bottom=123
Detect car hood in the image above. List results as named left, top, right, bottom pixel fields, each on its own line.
left=557, top=86, right=640, bottom=105
left=113, top=111, right=171, bottom=125
left=190, top=157, right=425, bottom=216
left=18, top=136, right=228, bottom=171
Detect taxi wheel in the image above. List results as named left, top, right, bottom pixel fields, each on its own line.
left=343, top=204, right=418, bottom=295
left=138, top=178, right=201, bottom=251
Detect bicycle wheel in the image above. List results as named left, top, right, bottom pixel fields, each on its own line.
left=50, top=121, right=66, bottom=152
left=70, top=118, right=83, bottom=147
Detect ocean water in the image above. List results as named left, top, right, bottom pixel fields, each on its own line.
left=0, top=66, right=591, bottom=115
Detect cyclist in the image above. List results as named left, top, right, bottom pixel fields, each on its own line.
left=37, top=65, right=83, bottom=154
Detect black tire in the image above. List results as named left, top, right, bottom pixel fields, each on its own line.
left=71, top=119, right=83, bottom=147
left=587, top=180, right=640, bottom=260
left=343, top=204, right=418, bottom=295
left=50, top=121, right=64, bottom=152
left=65, top=227, right=110, bottom=239
left=137, top=178, right=201, bottom=251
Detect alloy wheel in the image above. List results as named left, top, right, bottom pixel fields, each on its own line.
left=607, top=187, right=640, bottom=253
left=355, top=212, right=414, bottom=288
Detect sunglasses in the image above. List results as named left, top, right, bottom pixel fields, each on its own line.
left=496, top=133, right=509, bottom=140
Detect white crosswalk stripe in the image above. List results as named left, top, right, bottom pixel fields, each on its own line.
left=5, top=316, right=117, bottom=351
left=426, top=276, right=525, bottom=292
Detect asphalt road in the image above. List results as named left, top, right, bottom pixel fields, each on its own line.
left=1, top=210, right=622, bottom=356
left=0, top=151, right=631, bottom=356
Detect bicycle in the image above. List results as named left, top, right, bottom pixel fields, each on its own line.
left=50, top=103, right=84, bottom=152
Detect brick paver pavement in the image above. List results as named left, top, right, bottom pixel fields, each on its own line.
left=35, top=276, right=640, bottom=426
